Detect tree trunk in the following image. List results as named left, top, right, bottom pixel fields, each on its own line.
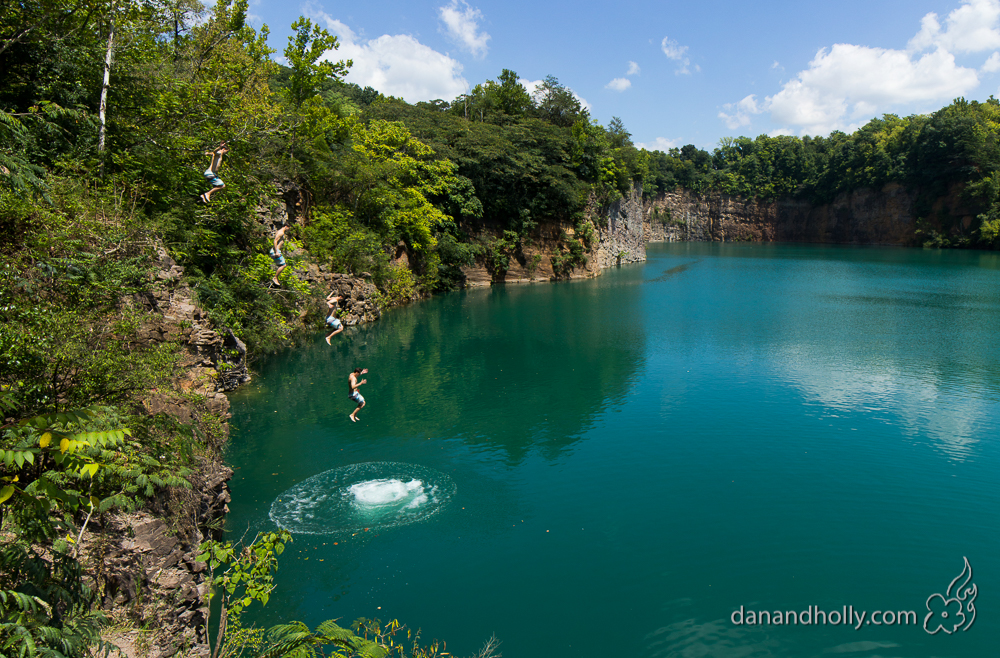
left=98, top=2, right=117, bottom=176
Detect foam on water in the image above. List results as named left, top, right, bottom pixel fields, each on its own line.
left=349, top=478, right=423, bottom=506
left=269, top=462, right=456, bottom=535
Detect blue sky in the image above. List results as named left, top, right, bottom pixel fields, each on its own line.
left=243, top=0, right=1000, bottom=151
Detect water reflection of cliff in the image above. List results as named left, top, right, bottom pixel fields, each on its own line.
left=229, top=275, right=646, bottom=464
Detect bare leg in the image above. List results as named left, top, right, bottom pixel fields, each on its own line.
left=272, top=263, right=286, bottom=286
left=204, top=183, right=225, bottom=202
left=350, top=399, right=365, bottom=422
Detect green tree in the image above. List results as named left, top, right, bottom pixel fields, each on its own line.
left=283, top=17, right=351, bottom=110
left=530, top=75, right=586, bottom=127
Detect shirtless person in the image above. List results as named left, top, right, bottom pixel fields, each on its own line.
left=200, top=142, right=228, bottom=203
left=325, top=293, right=343, bottom=344
left=269, top=224, right=288, bottom=286
left=348, top=367, right=368, bottom=422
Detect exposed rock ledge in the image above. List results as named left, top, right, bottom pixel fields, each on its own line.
left=93, top=463, right=232, bottom=658
left=458, top=184, right=649, bottom=286
left=643, top=183, right=921, bottom=246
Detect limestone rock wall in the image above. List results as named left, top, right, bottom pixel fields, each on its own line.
left=459, top=220, right=599, bottom=285
left=644, top=184, right=917, bottom=246
left=459, top=183, right=648, bottom=285
left=775, top=183, right=915, bottom=244
left=94, top=462, right=232, bottom=658
left=590, top=184, right=646, bottom=269
left=644, top=191, right=779, bottom=243
left=298, top=265, right=382, bottom=325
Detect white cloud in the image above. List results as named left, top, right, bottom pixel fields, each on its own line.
left=718, top=94, right=762, bottom=130
left=723, top=3, right=992, bottom=136
left=765, top=44, right=978, bottom=134
left=606, top=77, right=631, bottom=92
left=521, top=78, right=542, bottom=95
left=438, top=0, right=490, bottom=59
left=606, top=61, right=640, bottom=91
left=313, top=13, right=469, bottom=102
left=636, top=137, right=680, bottom=151
left=908, top=0, right=1000, bottom=54
left=660, top=36, right=687, bottom=60
left=520, top=78, right=591, bottom=111
left=661, top=36, right=696, bottom=75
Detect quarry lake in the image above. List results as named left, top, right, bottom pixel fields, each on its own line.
left=225, top=242, right=1000, bottom=657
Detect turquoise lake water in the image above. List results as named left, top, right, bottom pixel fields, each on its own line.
left=225, top=242, right=1000, bottom=657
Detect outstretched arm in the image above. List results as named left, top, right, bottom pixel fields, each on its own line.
left=217, top=145, right=229, bottom=168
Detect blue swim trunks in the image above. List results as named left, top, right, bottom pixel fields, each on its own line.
left=203, top=169, right=224, bottom=187
left=350, top=390, right=365, bottom=405
left=268, top=248, right=286, bottom=266
left=326, top=316, right=342, bottom=329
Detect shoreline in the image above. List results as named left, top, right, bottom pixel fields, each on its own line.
left=98, top=177, right=944, bottom=655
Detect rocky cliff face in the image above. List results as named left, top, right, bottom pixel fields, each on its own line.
left=93, top=464, right=232, bottom=658
left=458, top=220, right=598, bottom=285
left=89, top=238, right=382, bottom=658
left=644, top=183, right=919, bottom=246
left=298, top=265, right=382, bottom=325
left=589, top=185, right=646, bottom=268
left=459, top=184, right=648, bottom=285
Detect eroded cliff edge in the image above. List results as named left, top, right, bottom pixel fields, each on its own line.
left=644, top=183, right=923, bottom=245
left=459, top=184, right=649, bottom=284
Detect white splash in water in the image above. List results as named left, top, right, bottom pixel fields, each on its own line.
left=269, top=462, right=456, bottom=536
left=349, top=479, right=425, bottom=507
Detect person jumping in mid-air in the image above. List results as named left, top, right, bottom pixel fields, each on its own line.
left=348, top=367, right=368, bottom=422
left=269, top=224, right=288, bottom=286
left=200, top=142, right=228, bottom=204
left=325, top=293, right=344, bottom=344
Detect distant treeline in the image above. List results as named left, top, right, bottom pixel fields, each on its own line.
left=644, top=100, right=1000, bottom=248
left=354, top=84, right=1000, bottom=249
left=327, top=79, right=1000, bottom=250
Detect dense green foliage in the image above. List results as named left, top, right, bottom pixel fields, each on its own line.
left=0, top=395, right=194, bottom=657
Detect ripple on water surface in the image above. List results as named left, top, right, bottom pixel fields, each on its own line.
left=268, top=462, right=456, bottom=535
